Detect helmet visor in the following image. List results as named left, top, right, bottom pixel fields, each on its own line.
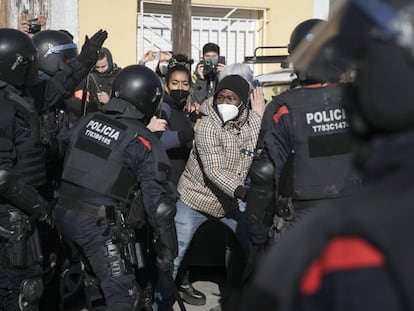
left=43, top=43, right=78, bottom=60
left=291, top=0, right=414, bottom=81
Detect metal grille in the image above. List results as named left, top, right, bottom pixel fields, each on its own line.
left=137, top=3, right=264, bottom=70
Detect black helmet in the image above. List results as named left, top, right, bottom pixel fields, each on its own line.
left=112, top=65, right=164, bottom=119
left=288, top=19, right=325, bottom=54
left=291, top=0, right=414, bottom=135
left=0, top=28, right=37, bottom=87
left=32, top=30, right=77, bottom=75
left=288, top=19, right=329, bottom=84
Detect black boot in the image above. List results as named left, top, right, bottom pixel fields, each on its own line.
left=178, top=270, right=206, bottom=306
left=142, top=288, right=153, bottom=311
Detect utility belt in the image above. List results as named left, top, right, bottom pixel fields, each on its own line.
left=276, top=196, right=323, bottom=220
left=59, top=195, right=107, bottom=219
left=58, top=195, right=145, bottom=270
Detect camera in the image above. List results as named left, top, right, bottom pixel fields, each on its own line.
left=202, top=56, right=225, bottom=78
left=202, top=57, right=217, bottom=77
left=28, top=19, right=41, bottom=34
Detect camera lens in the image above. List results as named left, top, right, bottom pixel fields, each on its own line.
left=203, top=58, right=216, bottom=77
left=28, top=21, right=41, bottom=34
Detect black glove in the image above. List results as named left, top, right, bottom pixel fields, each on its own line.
left=152, top=196, right=178, bottom=272
left=153, top=234, right=175, bottom=273
left=36, top=198, right=57, bottom=227
left=248, top=223, right=269, bottom=246
left=77, top=29, right=108, bottom=68
left=234, top=185, right=247, bottom=202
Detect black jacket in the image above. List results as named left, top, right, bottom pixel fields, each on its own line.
left=240, top=131, right=414, bottom=311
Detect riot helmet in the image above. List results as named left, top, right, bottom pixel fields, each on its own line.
left=32, top=30, right=77, bottom=75
left=288, top=19, right=331, bottom=84
left=0, top=28, right=37, bottom=87
left=291, top=0, right=414, bottom=135
left=288, top=19, right=325, bottom=54
left=112, top=65, right=164, bottom=119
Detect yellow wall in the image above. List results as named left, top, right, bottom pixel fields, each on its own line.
left=78, top=0, right=314, bottom=70
left=79, top=0, right=137, bottom=68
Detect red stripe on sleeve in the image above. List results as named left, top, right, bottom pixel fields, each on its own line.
left=273, top=105, right=289, bottom=123
left=137, top=136, right=152, bottom=150
left=300, top=236, right=385, bottom=295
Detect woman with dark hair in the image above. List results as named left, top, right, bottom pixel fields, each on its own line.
left=147, top=62, right=206, bottom=309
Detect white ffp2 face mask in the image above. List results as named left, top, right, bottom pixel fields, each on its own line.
left=217, top=104, right=239, bottom=123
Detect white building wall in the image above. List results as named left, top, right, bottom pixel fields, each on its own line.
left=49, top=0, right=79, bottom=43
left=313, top=0, right=330, bottom=19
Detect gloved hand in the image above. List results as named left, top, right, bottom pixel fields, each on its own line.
left=77, top=29, right=108, bottom=68
left=234, top=185, right=247, bottom=202
left=248, top=223, right=269, bottom=246
left=152, top=232, right=176, bottom=273
left=37, top=198, right=57, bottom=227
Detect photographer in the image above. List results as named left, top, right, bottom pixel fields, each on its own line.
left=192, top=42, right=226, bottom=105
left=18, top=15, right=47, bottom=36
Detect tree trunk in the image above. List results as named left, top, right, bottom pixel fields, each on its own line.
left=172, top=0, right=192, bottom=59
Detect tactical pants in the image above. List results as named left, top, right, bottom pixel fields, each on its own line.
left=54, top=205, right=138, bottom=310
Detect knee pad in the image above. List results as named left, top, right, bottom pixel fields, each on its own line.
left=249, top=157, right=274, bottom=186
left=246, top=158, right=276, bottom=226
left=19, top=277, right=43, bottom=311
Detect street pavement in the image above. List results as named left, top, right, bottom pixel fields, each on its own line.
left=64, top=266, right=226, bottom=311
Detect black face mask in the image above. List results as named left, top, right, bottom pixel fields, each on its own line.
left=169, top=89, right=189, bottom=108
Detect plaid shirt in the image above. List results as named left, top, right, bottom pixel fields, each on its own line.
left=177, top=97, right=261, bottom=217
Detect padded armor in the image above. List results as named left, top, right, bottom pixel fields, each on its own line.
left=154, top=197, right=178, bottom=262
left=246, top=154, right=275, bottom=227
left=0, top=170, right=48, bottom=220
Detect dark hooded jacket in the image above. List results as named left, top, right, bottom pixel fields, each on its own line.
left=157, top=92, right=194, bottom=185
left=69, top=47, right=121, bottom=121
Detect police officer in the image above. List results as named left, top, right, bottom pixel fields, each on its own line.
left=30, top=29, right=108, bottom=199
left=0, top=27, right=108, bottom=310
left=244, top=19, right=362, bottom=251
left=0, top=28, right=53, bottom=311
left=54, top=65, right=178, bottom=311
left=29, top=29, right=107, bottom=309
left=239, top=0, right=414, bottom=310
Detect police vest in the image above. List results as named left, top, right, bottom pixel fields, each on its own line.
left=3, top=89, right=47, bottom=187
left=61, top=112, right=171, bottom=202
left=276, top=84, right=361, bottom=201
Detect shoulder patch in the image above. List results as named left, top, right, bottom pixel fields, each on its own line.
left=300, top=236, right=385, bottom=295
left=272, top=105, right=289, bottom=123
left=137, top=135, right=152, bottom=150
